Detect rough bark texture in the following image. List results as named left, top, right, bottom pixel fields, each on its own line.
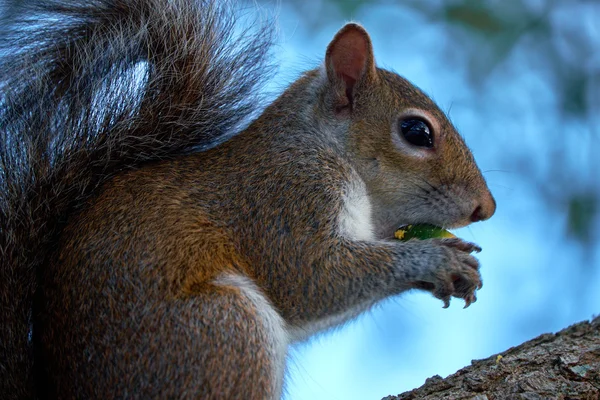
left=385, top=316, right=600, bottom=400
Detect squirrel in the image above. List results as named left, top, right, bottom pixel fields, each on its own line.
left=0, top=0, right=496, bottom=398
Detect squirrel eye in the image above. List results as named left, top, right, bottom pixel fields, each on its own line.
left=399, top=118, right=434, bottom=148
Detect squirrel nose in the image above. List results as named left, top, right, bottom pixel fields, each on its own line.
left=470, top=193, right=496, bottom=222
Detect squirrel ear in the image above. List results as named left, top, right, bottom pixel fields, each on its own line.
left=325, top=23, right=376, bottom=111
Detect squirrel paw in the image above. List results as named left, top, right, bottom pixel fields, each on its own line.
left=411, top=238, right=482, bottom=309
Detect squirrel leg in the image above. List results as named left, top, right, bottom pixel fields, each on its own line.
left=173, top=279, right=287, bottom=400
left=40, top=278, right=286, bottom=399
left=207, top=275, right=288, bottom=400
left=157, top=283, right=286, bottom=399
left=132, top=286, right=286, bottom=399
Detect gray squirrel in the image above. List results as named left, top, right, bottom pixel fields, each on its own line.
left=0, top=0, right=495, bottom=398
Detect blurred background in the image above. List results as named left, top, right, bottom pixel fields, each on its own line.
left=252, top=0, right=600, bottom=399
left=2, top=0, right=596, bottom=398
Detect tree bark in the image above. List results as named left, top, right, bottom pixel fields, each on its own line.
left=385, top=316, right=600, bottom=400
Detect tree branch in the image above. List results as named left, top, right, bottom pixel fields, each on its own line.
left=385, top=316, right=600, bottom=399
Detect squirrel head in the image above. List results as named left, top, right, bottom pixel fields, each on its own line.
left=317, top=23, right=496, bottom=238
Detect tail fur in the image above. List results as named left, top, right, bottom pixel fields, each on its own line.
left=0, top=0, right=273, bottom=397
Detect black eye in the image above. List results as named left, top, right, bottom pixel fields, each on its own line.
left=399, top=118, right=433, bottom=148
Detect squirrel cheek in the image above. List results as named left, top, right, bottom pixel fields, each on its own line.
left=358, top=157, right=381, bottom=182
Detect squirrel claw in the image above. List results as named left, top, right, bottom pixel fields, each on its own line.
left=463, top=293, right=477, bottom=308
left=442, top=298, right=451, bottom=308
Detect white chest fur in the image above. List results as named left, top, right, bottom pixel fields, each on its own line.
left=337, top=177, right=375, bottom=242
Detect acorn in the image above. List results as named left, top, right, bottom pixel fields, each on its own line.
left=394, top=224, right=455, bottom=241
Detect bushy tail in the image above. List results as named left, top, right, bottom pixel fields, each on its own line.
left=0, top=0, right=273, bottom=397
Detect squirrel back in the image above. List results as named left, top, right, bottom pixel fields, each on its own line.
left=0, top=0, right=273, bottom=397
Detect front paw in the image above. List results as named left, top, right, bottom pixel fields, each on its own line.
left=410, top=238, right=482, bottom=308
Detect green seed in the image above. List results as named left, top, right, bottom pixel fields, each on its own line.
left=394, top=224, right=455, bottom=241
